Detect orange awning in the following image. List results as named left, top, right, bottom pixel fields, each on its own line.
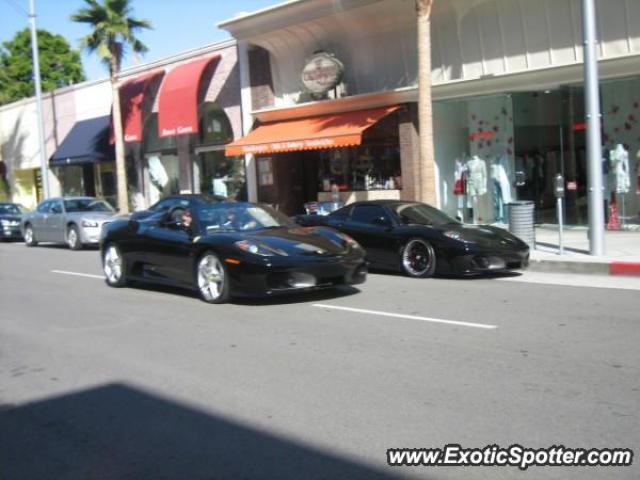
left=225, top=105, right=401, bottom=156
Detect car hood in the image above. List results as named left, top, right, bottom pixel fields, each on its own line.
left=229, top=226, right=350, bottom=256
left=440, top=223, right=528, bottom=248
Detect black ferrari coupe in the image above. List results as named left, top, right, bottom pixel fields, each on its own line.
left=100, top=195, right=367, bottom=303
left=294, top=200, right=529, bottom=277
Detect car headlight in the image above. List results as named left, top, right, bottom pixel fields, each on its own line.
left=82, top=220, right=99, bottom=228
left=443, top=230, right=475, bottom=244
left=1, top=219, right=9, bottom=227
left=235, top=240, right=288, bottom=256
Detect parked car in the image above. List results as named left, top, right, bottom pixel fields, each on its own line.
left=0, top=202, right=28, bottom=241
left=21, top=196, right=119, bottom=250
left=100, top=196, right=367, bottom=303
left=129, top=194, right=228, bottom=221
left=295, top=200, right=529, bottom=277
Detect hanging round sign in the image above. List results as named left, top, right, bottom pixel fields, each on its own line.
left=301, top=51, right=344, bottom=95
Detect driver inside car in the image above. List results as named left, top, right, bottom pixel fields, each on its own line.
left=222, top=209, right=257, bottom=231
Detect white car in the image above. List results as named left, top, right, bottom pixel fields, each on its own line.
left=21, top=197, right=119, bottom=250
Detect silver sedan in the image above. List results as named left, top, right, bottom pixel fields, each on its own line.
left=21, top=197, right=119, bottom=250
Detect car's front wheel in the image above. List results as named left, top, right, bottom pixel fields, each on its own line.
left=67, top=224, right=82, bottom=250
left=196, top=251, right=230, bottom=304
left=24, top=224, right=37, bottom=247
left=103, top=243, right=127, bottom=287
left=401, top=238, right=436, bottom=278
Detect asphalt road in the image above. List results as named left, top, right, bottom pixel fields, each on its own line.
left=1, top=241, right=638, bottom=480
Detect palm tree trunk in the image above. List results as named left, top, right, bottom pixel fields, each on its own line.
left=110, top=74, right=129, bottom=213
left=417, top=0, right=437, bottom=205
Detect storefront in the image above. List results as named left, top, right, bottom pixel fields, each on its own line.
left=434, top=76, right=640, bottom=227
left=225, top=104, right=406, bottom=214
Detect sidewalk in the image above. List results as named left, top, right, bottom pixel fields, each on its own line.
left=527, top=225, right=640, bottom=276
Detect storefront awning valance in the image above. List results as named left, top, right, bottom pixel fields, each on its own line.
left=157, top=55, right=221, bottom=138
left=224, top=105, right=401, bottom=157
left=112, top=71, right=164, bottom=144
left=50, top=116, right=113, bottom=166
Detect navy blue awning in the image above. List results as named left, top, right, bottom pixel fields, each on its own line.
left=50, top=116, right=114, bottom=166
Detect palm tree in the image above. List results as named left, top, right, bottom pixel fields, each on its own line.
left=416, top=0, right=436, bottom=205
left=71, top=0, right=152, bottom=213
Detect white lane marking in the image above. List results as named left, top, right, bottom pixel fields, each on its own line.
left=312, top=304, right=497, bottom=330
left=52, top=270, right=104, bottom=280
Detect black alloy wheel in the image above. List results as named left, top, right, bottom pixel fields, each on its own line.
left=401, top=238, right=436, bottom=278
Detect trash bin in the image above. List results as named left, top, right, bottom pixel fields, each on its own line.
left=508, top=201, right=535, bottom=249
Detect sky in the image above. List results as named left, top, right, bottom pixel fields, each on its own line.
left=0, top=0, right=279, bottom=81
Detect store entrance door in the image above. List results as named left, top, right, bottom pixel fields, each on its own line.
left=267, top=152, right=319, bottom=215
left=512, top=87, right=588, bottom=225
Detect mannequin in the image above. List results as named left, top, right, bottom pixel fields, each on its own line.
left=466, top=155, right=487, bottom=223
left=610, top=144, right=630, bottom=226
left=490, top=157, right=512, bottom=223
left=610, top=144, right=630, bottom=193
left=454, top=159, right=468, bottom=221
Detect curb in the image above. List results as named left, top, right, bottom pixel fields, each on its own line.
left=528, top=258, right=640, bottom=276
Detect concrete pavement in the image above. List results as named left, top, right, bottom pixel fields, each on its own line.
left=527, top=226, right=640, bottom=276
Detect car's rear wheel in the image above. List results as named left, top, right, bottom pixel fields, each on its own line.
left=103, top=243, right=127, bottom=287
left=67, top=224, right=82, bottom=250
left=24, top=224, right=37, bottom=247
left=401, top=238, right=436, bottom=278
left=196, top=251, right=229, bottom=304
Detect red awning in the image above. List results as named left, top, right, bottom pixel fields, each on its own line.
left=224, top=105, right=401, bottom=156
left=157, top=55, right=221, bottom=138
left=110, top=71, right=163, bottom=144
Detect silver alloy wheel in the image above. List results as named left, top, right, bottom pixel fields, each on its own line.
left=197, top=254, right=225, bottom=302
left=24, top=226, right=34, bottom=245
left=67, top=227, right=79, bottom=249
left=104, top=245, right=123, bottom=284
left=402, top=239, right=433, bottom=277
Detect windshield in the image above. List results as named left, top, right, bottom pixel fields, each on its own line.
left=197, top=204, right=293, bottom=233
left=0, top=204, right=22, bottom=215
left=394, top=203, right=459, bottom=227
left=64, top=199, right=115, bottom=213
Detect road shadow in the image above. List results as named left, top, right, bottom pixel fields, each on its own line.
left=24, top=243, right=101, bottom=251
left=0, top=383, right=414, bottom=480
left=368, top=268, right=523, bottom=281
left=123, top=282, right=362, bottom=306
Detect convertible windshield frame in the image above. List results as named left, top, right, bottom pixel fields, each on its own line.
left=196, top=203, right=294, bottom=233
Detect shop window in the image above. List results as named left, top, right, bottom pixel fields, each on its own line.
left=196, top=103, right=234, bottom=146
left=196, top=150, right=247, bottom=201
left=55, top=165, right=85, bottom=197
left=143, top=113, right=177, bottom=153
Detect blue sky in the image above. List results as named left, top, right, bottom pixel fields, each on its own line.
left=0, top=0, right=278, bottom=81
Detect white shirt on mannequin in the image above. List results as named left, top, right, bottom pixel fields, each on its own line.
left=610, top=144, right=630, bottom=194
left=466, top=155, right=487, bottom=196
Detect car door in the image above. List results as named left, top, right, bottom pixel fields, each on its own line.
left=46, top=200, right=66, bottom=243
left=340, top=204, right=398, bottom=268
left=30, top=201, right=50, bottom=240
left=142, top=206, right=195, bottom=286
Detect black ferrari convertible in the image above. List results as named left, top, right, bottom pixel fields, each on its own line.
left=100, top=195, right=367, bottom=303
left=295, top=200, right=529, bottom=277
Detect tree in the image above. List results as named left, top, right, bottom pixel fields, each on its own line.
left=0, top=29, right=85, bottom=106
left=71, top=0, right=152, bottom=214
left=416, top=0, right=437, bottom=205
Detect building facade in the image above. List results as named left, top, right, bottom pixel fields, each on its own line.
left=220, top=0, right=640, bottom=225
left=2, top=0, right=640, bottom=227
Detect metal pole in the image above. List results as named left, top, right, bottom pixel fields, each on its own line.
left=557, top=197, right=564, bottom=255
left=28, top=0, right=50, bottom=199
left=581, top=0, right=604, bottom=255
